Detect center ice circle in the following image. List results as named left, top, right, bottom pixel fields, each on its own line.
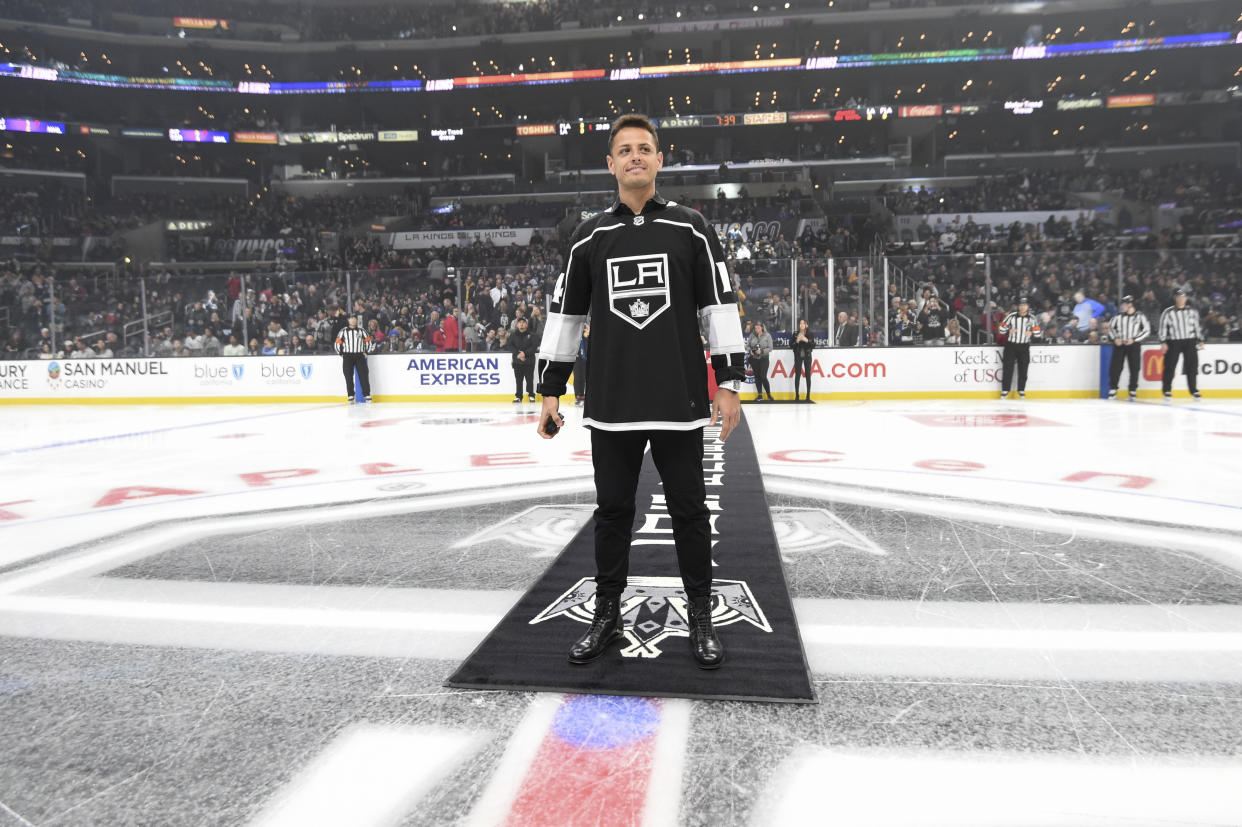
left=551, top=695, right=661, bottom=749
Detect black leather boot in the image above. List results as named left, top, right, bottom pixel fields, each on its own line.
left=568, top=596, right=623, bottom=664
left=688, top=595, right=724, bottom=669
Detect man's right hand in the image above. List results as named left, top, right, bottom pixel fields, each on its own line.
left=538, top=395, right=562, bottom=439
left=1161, top=343, right=1169, bottom=354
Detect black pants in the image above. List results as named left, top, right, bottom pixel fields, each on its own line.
left=590, top=427, right=712, bottom=601
left=1109, top=343, right=1141, bottom=392
left=793, top=353, right=813, bottom=398
left=1162, top=339, right=1200, bottom=394
left=513, top=363, right=534, bottom=398
left=751, top=355, right=771, bottom=398
left=341, top=353, right=369, bottom=397
left=1001, top=342, right=1030, bottom=393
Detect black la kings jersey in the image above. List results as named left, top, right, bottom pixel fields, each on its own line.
left=536, top=194, right=746, bottom=430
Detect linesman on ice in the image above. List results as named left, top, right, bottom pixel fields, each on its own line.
left=1158, top=287, right=1205, bottom=399
left=534, top=114, right=746, bottom=670
left=334, top=315, right=373, bottom=402
left=997, top=295, right=1041, bottom=399
left=1107, top=295, right=1150, bottom=401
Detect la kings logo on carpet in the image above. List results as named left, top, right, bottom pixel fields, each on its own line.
left=606, top=253, right=670, bottom=329
left=531, top=576, right=771, bottom=659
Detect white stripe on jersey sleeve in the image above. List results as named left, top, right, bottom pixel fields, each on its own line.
left=701, top=303, right=744, bottom=356
left=537, top=312, right=586, bottom=363
left=715, top=261, right=730, bottom=296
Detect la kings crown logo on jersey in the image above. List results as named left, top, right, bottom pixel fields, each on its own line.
left=606, top=253, right=670, bottom=329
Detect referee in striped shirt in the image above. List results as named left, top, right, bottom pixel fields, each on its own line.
left=334, top=315, right=373, bottom=402
left=1158, top=288, right=1204, bottom=399
left=997, top=295, right=1041, bottom=399
left=1106, top=295, right=1151, bottom=401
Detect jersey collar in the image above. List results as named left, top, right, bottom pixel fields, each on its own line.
left=606, top=193, right=669, bottom=216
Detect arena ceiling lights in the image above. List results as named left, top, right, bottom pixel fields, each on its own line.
left=0, top=32, right=1233, bottom=96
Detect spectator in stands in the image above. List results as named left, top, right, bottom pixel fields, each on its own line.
left=184, top=329, right=205, bottom=355
left=222, top=334, right=246, bottom=356
left=200, top=329, right=222, bottom=356
left=4, top=330, right=25, bottom=359
left=441, top=307, right=461, bottom=352
left=293, top=334, right=317, bottom=355
left=461, top=303, right=480, bottom=351
left=266, top=320, right=289, bottom=351
left=918, top=297, right=948, bottom=345
left=1072, top=290, right=1105, bottom=341
left=835, top=311, right=859, bottom=347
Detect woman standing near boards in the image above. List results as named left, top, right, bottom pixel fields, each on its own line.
left=792, top=318, right=815, bottom=403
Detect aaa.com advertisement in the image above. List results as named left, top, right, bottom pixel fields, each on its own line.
left=744, top=345, right=1102, bottom=397
left=2, top=345, right=1238, bottom=403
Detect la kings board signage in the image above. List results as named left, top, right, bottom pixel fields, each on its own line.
left=607, top=253, right=670, bottom=329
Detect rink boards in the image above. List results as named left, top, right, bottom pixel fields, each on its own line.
left=1, top=344, right=1240, bottom=402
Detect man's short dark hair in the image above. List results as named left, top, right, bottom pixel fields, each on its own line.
left=608, top=114, right=659, bottom=153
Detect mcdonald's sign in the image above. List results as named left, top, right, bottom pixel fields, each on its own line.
left=1142, top=348, right=1164, bottom=381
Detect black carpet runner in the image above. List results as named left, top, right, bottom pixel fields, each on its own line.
left=445, top=414, right=816, bottom=703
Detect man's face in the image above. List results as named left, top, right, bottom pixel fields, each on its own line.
left=606, top=126, right=662, bottom=192
left=1175, top=295, right=1187, bottom=307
